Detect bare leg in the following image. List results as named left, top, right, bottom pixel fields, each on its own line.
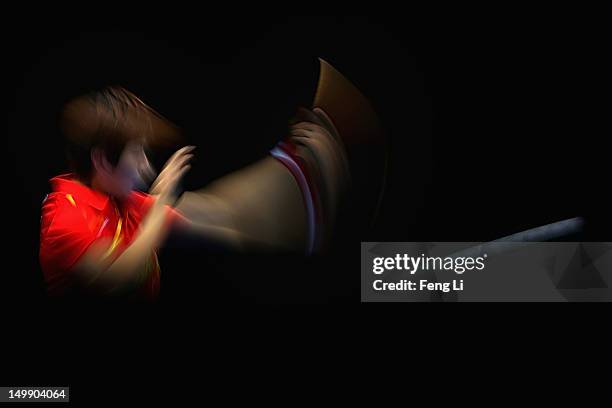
left=174, top=108, right=348, bottom=254
left=175, top=156, right=309, bottom=252
left=172, top=59, right=384, bottom=255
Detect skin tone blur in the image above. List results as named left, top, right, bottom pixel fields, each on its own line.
left=74, top=143, right=196, bottom=294
left=74, top=142, right=276, bottom=293
left=73, top=113, right=342, bottom=294
left=90, top=140, right=193, bottom=202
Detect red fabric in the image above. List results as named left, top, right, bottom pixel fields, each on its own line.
left=277, top=138, right=324, bottom=249
left=39, top=173, right=185, bottom=300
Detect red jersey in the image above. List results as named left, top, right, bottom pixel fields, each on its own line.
left=39, top=174, right=184, bottom=301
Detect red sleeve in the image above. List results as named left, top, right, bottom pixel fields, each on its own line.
left=133, top=192, right=189, bottom=231
left=39, top=194, right=99, bottom=293
left=164, top=203, right=189, bottom=230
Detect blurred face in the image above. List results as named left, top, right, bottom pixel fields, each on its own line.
left=91, top=140, right=155, bottom=199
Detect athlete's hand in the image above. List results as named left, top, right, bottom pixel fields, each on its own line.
left=150, top=146, right=195, bottom=206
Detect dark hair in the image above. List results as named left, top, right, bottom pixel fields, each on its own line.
left=61, top=86, right=180, bottom=181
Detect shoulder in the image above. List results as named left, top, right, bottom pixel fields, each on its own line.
left=40, top=192, right=91, bottom=237
left=41, top=192, right=79, bottom=218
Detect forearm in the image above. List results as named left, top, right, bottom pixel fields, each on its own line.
left=78, top=198, right=171, bottom=292
left=106, top=198, right=169, bottom=282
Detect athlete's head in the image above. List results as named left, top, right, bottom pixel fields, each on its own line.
left=60, top=86, right=180, bottom=199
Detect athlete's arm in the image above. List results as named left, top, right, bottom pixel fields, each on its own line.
left=74, top=148, right=192, bottom=293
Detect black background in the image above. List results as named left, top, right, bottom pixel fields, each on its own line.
left=3, top=13, right=608, bottom=307
left=1, top=8, right=609, bottom=401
